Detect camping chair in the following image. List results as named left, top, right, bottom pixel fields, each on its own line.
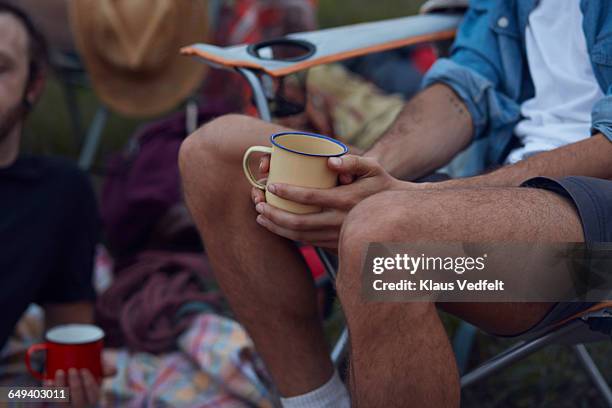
left=51, top=52, right=201, bottom=171
left=182, top=9, right=612, bottom=406
left=50, top=51, right=111, bottom=170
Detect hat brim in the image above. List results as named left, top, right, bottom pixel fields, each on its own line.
left=69, top=0, right=208, bottom=118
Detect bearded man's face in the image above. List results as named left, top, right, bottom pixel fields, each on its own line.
left=0, top=12, right=30, bottom=144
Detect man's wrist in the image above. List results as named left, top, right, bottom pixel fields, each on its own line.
left=364, top=148, right=424, bottom=182
left=389, top=172, right=521, bottom=191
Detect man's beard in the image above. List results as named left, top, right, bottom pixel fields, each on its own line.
left=0, top=100, right=26, bottom=145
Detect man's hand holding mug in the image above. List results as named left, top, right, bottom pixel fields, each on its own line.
left=244, top=132, right=401, bottom=249
left=25, top=324, right=115, bottom=407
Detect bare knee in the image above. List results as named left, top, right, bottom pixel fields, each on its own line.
left=337, top=193, right=398, bottom=302
left=178, top=115, right=255, bottom=220
left=180, top=114, right=261, bottom=186
left=179, top=114, right=252, bottom=170
left=336, top=194, right=435, bottom=341
left=336, top=191, right=437, bottom=312
left=339, top=190, right=433, bottom=257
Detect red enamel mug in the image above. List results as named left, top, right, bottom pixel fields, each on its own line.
left=25, top=324, right=104, bottom=382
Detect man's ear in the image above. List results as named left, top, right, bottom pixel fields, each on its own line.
left=24, top=69, right=47, bottom=108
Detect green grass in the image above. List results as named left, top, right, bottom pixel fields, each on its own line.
left=463, top=338, right=612, bottom=407
left=318, top=0, right=422, bottom=27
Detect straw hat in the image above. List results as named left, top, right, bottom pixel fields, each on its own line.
left=69, top=0, right=208, bottom=118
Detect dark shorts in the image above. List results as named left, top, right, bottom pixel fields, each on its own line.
left=517, top=176, right=612, bottom=336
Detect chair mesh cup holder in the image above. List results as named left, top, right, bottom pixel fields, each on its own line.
left=247, top=38, right=316, bottom=62
left=246, top=39, right=315, bottom=117
left=584, top=310, right=612, bottom=336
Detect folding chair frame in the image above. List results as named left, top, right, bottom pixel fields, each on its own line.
left=461, top=318, right=612, bottom=406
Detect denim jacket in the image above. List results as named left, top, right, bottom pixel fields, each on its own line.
left=422, top=0, right=612, bottom=166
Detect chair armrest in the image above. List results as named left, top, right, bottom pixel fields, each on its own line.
left=182, top=13, right=462, bottom=78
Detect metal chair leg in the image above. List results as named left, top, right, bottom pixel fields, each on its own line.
left=185, top=97, right=199, bottom=135
left=573, top=344, right=612, bottom=407
left=313, top=247, right=347, bottom=367
left=237, top=68, right=272, bottom=122
left=461, top=320, right=584, bottom=388
left=331, top=327, right=349, bottom=367
left=60, top=81, right=84, bottom=147
left=453, top=322, right=477, bottom=375
left=315, top=247, right=337, bottom=281
left=78, top=106, right=109, bottom=171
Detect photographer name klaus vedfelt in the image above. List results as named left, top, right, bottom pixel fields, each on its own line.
left=373, top=279, right=505, bottom=292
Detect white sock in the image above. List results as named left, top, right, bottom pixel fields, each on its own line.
left=280, top=370, right=350, bottom=408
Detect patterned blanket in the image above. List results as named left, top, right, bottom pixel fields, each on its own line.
left=103, top=314, right=275, bottom=407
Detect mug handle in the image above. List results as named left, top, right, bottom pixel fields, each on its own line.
left=243, top=146, right=273, bottom=190
left=25, top=343, right=48, bottom=380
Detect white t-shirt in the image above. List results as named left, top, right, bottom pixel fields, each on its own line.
left=506, top=0, right=604, bottom=164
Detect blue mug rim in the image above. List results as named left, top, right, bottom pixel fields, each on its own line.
left=270, top=132, right=348, bottom=158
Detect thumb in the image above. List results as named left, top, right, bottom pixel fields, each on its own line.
left=328, top=155, right=379, bottom=177
left=259, top=155, right=270, bottom=174
left=102, top=350, right=118, bottom=377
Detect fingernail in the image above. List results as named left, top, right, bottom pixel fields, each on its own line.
left=267, top=184, right=277, bottom=194
left=256, top=215, right=264, bottom=225
left=256, top=203, right=264, bottom=213
left=329, top=157, right=342, bottom=166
